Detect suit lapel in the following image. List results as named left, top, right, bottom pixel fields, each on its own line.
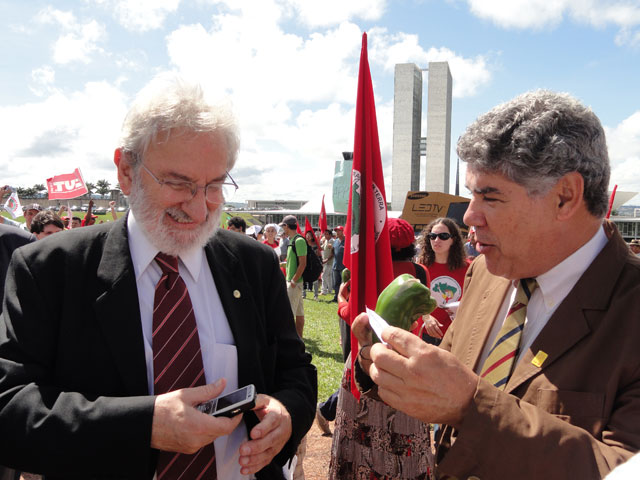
left=94, top=216, right=149, bottom=396
left=205, top=233, right=260, bottom=388
left=506, top=224, right=628, bottom=393
left=461, top=274, right=512, bottom=371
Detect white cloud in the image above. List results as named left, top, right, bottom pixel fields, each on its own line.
left=466, top=0, right=640, bottom=46
left=467, top=0, right=565, bottom=29
left=288, top=0, right=387, bottom=28
left=0, top=82, right=128, bottom=187
left=161, top=1, right=492, bottom=200
left=607, top=111, right=640, bottom=193
left=29, top=66, right=56, bottom=97
left=8, top=0, right=494, bottom=202
left=110, top=0, right=182, bottom=32
left=36, top=7, right=106, bottom=64
left=368, top=28, right=492, bottom=97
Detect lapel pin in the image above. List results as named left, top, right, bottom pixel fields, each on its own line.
left=531, top=350, right=548, bottom=368
left=233, top=290, right=241, bottom=299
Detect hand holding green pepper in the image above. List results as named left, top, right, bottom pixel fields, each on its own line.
left=373, top=274, right=438, bottom=342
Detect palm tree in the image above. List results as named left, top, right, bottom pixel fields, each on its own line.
left=85, top=182, right=95, bottom=199
left=96, top=179, right=111, bottom=197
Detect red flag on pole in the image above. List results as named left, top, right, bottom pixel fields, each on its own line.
left=344, top=33, right=395, bottom=400
left=319, top=194, right=328, bottom=233
left=606, top=184, right=618, bottom=219
left=46, top=168, right=89, bottom=200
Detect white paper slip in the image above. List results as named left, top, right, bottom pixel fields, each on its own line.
left=366, top=306, right=390, bottom=345
left=444, top=301, right=460, bottom=312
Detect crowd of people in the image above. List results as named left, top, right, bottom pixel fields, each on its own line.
left=0, top=76, right=640, bottom=480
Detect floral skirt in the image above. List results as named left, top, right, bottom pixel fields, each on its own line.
left=328, top=365, right=433, bottom=480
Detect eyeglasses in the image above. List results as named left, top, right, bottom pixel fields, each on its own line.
left=139, top=162, right=238, bottom=203
left=427, top=232, right=452, bottom=241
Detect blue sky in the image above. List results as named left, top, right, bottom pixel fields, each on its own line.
left=1, top=0, right=640, bottom=205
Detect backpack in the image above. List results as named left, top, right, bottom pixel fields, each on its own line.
left=290, top=234, right=323, bottom=283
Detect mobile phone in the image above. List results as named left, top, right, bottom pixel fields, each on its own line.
left=197, top=384, right=256, bottom=418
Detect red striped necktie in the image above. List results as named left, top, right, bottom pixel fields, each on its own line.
left=153, top=253, right=217, bottom=479
left=480, top=278, right=538, bottom=390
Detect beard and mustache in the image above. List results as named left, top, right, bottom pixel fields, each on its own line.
left=128, top=172, right=222, bottom=257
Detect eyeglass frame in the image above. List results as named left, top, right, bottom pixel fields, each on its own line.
left=134, top=155, right=238, bottom=203
left=427, top=232, right=453, bottom=241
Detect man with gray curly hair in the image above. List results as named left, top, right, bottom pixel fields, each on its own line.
left=352, top=90, right=640, bottom=479
left=0, top=75, right=316, bottom=479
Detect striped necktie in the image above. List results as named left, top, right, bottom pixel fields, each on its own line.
left=153, top=253, right=217, bottom=479
left=480, top=278, right=538, bottom=390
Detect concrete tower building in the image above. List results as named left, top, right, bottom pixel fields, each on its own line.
left=391, top=64, right=423, bottom=211
left=425, top=62, right=452, bottom=193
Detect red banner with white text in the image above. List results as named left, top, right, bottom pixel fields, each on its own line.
left=46, top=168, right=89, bottom=200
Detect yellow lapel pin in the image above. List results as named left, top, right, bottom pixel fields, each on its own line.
left=531, top=350, right=548, bottom=368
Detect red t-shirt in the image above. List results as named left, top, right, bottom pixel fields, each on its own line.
left=263, top=240, right=279, bottom=249
left=426, top=260, right=470, bottom=334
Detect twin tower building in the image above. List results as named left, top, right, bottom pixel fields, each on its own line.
left=391, top=62, right=452, bottom=211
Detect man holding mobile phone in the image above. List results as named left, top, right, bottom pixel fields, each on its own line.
left=0, top=75, right=317, bottom=479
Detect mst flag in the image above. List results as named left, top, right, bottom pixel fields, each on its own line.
left=3, top=189, right=22, bottom=219
left=47, top=168, right=88, bottom=200
left=344, top=33, right=394, bottom=400
left=319, top=194, right=328, bottom=233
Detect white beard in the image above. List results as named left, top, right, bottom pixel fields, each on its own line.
left=128, top=174, right=221, bottom=257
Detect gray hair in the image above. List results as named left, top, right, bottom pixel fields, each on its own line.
left=457, top=90, right=610, bottom=218
left=120, top=73, right=240, bottom=170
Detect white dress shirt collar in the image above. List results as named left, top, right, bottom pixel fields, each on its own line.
left=127, top=211, right=204, bottom=282
left=534, top=225, right=608, bottom=311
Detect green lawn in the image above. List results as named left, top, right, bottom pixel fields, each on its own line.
left=301, top=293, right=345, bottom=401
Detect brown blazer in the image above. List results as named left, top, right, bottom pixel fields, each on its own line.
left=436, top=223, right=640, bottom=480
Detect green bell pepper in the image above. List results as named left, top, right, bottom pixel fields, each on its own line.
left=373, top=273, right=437, bottom=342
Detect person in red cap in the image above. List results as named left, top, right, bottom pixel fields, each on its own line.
left=388, top=217, right=430, bottom=287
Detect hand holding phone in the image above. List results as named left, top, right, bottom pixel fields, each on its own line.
left=197, top=384, right=256, bottom=418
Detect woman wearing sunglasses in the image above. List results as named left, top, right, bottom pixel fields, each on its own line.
left=416, top=217, right=471, bottom=345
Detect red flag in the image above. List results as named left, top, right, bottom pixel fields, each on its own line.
left=606, top=184, right=618, bottom=219
left=319, top=194, right=328, bottom=233
left=46, top=168, right=88, bottom=200
left=344, top=33, right=394, bottom=400
left=304, top=217, right=320, bottom=250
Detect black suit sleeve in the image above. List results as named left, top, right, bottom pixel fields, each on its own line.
left=261, top=248, right=317, bottom=465
left=0, top=246, right=155, bottom=478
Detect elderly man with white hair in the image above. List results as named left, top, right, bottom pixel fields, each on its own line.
left=0, top=75, right=316, bottom=479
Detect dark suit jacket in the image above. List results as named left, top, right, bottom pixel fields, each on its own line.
left=436, top=223, right=640, bottom=479
left=0, top=217, right=317, bottom=479
left=0, top=224, right=34, bottom=309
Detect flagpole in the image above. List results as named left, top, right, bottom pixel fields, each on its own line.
left=344, top=32, right=395, bottom=400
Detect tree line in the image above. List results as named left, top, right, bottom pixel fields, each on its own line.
left=15, top=179, right=119, bottom=198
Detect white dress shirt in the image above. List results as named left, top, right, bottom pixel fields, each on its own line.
left=476, top=226, right=609, bottom=373
left=127, top=212, right=251, bottom=479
